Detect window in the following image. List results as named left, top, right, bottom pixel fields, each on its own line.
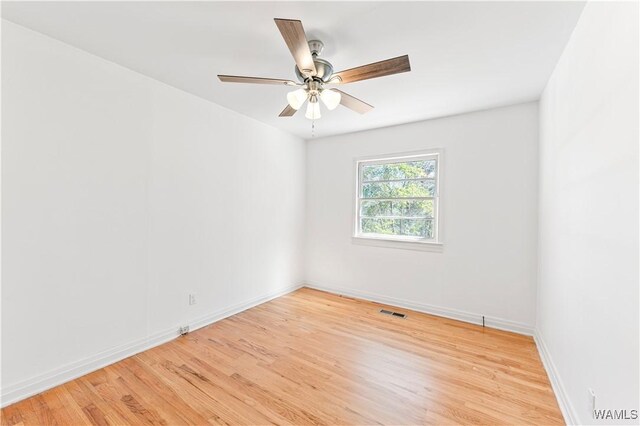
left=354, top=150, right=441, bottom=247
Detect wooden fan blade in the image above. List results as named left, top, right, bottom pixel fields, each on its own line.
left=274, top=18, right=316, bottom=77
left=334, top=89, right=374, bottom=114
left=279, top=104, right=299, bottom=117
left=218, top=75, right=297, bottom=86
left=332, top=55, right=411, bottom=84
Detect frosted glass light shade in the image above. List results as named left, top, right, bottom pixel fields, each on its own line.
left=305, top=101, right=321, bottom=120
left=287, top=89, right=308, bottom=110
left=320, top=89, right=341, bottom=110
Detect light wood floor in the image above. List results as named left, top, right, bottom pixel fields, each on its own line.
left=1, top=288, right=563, bottom=425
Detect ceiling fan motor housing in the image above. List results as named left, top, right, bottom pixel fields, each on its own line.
left=295, top=40, right=334, bottom=83
left=295, top=57, right=334, bottom=83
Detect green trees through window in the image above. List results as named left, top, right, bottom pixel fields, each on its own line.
left=358, top=157, right=438, bottom=240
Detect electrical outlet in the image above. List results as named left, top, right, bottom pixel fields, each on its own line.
left=179, top=325, right=190, bottom=335
left=588, top=388, right=596, bottom=413
left=189, top=294, right=197, bottom=305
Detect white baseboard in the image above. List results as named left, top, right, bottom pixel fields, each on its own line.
left=534, top=331, right=579, bottom=425
left=304, top=281, right=534, bottom=336
left=0, top=283, right=303, bottom=408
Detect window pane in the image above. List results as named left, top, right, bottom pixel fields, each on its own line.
left=361, top=200, right=434, bottom=218
left=362, top=160, right=436, bottom=181
left=361, top=218, right=433, bottom=238
left=360, top=200, right=392, bottom=217
left=362, top=179, right=436, bottom=198
left=402, top=219, right=433, bottom=237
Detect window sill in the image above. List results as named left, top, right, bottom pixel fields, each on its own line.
left=352, top=235, right=443, bottom=252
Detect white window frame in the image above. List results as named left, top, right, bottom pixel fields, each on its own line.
left=352, top=149, right=443, bottom=252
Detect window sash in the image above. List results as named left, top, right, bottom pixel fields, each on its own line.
left=360, top=197, right=438, bottom=201
left=355, top=153, right=440, bottom=243
left=361, top=177, right=436, bottom=184
left=360, top=196, right=435, bottom=201
left=360, top=216, right=433, bottom=220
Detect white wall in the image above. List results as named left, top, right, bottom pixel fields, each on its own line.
left=537, top=2, right=639, bottom=424
left=305, top=102, right=539, bottom=332
left=1, top=20, right=305, bottom=404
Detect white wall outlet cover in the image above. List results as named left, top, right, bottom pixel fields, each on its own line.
left=189, top=294, right=197, bottom=305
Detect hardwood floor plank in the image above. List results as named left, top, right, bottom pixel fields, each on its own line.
left=1, top=288, right=563, bottom=425
left=117, top=357, right=211, bottom=425
left=64, top=380, right=113, bottom=425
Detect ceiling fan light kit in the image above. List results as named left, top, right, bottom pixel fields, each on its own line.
left=218, top=18, right=411, bottom=121
left=287, top=79, right=342, bottom=115
left=305, top=98, right=321, bottom=120
left=320, top=88, right=341, bottom=110
left=287, top=88, right=308, bottom=110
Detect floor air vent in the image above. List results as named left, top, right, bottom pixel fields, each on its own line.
left=379, top=309, right=407, bottom=319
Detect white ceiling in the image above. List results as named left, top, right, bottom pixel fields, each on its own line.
left=2, top=1, right=585, bottom=139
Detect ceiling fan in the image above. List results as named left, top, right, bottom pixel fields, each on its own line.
left=218, top=18, right=411, bottom=120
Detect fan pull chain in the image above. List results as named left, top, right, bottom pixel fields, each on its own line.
left=311, top=119, right=316, bottom=138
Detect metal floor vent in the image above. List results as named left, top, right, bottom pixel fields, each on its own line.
left=379, top=309, right=407, bottom=319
